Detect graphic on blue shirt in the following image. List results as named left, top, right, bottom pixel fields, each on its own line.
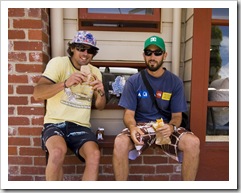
left=138, top=90, right=148, bottom=98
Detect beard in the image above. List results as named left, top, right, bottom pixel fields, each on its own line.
left=145, top=58, right=164, bottom=72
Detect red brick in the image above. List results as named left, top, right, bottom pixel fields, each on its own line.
left=156, top=165, right=174, bottom=173
left=9, top=137, right=31, bottom=146
left=19, top=147, right=43, bottom=156
left=17, top=106, right=44, bottom=115
left=8, top=8, right=25, bottom=17
left=8, top=85, right=14, bottom=94
left=27, top=8, right=41, bottom=18
left=28, top=30, right=42, bottom=40
left=8, top=52, right=27, bottom=62
left=100, top=155, right=112, bottom=164
left=33, top=137, right=41, bottom=147
left=8, top=107, right=15, bottom=115
left=8, top=166, right=20, bottom=175
left=8, top=146, right=18, bottom=155
left=41, top=9, right=49, bottom=23
left=8, top=116, right=30, bottom=125
left=63, top=166, right=76, bottom=174
left=13, top=19, right=42, bottom=29
left=29, top=30, right=49, bottom=44
left=64, top=155, right=81, bottom=165
left=14, top=41, right=42, bottom=51
left=18, top=127, right=42, bottom=136
left=16, top=85, right=34, bottom=94
left=143, top=155, right=168, bottom=164
left=8, top=97, right=28, bottom=105
left=16, top=63, right=43, bottom=73
left=8, top=156, right=33, bottom=165
left=8, top=175, right=33, bottom=181
left=170, top=174, right=182, bottom=181
left=31, top=116, right=44, bottom=125
left=30, top=75, right=42, bottom=84
left=29, top=52, right=43, bottom=62
left=20, top=166, right=45, bottom=175
left=130, top=165, right=155, bottom=174
left=8, top=74, right=28, bottom=83
left=34, top=156, right=47, bottom=166
left=8, top=30, right=25, bottom=39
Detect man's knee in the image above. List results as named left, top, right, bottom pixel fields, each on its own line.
left=48, top=146, right=67, bottom=164
left=113, top=134, right=131, bottom=153
left=179, top=133, right=200, bottom=152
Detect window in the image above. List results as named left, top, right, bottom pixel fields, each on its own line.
left=100, top=67, right=138, bottom=108
left=78, top=8, right=161, bottom=32
left=206, top=8, right=229, bottom=139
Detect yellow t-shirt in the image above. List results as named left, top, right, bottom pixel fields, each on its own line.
left=42, top=56, right=102, bottom=128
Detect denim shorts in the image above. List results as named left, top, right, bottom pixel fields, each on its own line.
left=41, top=121, right=98, bottom=162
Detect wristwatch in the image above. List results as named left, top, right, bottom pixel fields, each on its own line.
left=171, top=124, right=178, bottom=132
left=98, top=90, right=105, bottom=97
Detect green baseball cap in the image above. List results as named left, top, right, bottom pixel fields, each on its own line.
left=144, top=35, right=165, bottom=51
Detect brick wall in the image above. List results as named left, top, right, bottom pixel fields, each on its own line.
left=8, top=8, right=182, bottom=181
left=8, top=8, right=50, bottom=181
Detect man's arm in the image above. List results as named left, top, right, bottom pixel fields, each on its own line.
left=169, top=112, right=182, bottom=129
left=123, top=109, right=144, bottom=144
left=33, top=77, right=65, bottom=101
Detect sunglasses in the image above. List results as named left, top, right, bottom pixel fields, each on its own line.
left=144, top=49, right=164, bottom=56
left=75, top=45, right=97, bottom=55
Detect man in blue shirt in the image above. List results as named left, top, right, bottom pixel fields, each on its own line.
left=112, top=35, right=200, bottom=181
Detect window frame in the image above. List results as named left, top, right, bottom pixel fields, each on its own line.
left=78, top=8, right=161, bottom=32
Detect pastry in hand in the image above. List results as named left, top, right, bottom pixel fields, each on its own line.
left=81, top=65, right=95, bottom=85
left=152, top=118, right=171, bottom=145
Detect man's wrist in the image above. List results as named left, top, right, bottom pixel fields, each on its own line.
left=64, top=79, right=68, bottom=88
left=98, top=90, right=105, bottom=97
left=170, top=124, right=177, bottom=132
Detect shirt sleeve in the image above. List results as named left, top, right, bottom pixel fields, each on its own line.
left=42, top=57, right=65, bottom=83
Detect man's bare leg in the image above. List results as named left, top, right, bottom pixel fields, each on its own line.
left=112, top=135, right=133, bottom=181
left=45, top=136, right=67, bottom=181
left=79, top=141, right=100, bottom=181
left=178, top=134, right=200, bottom=180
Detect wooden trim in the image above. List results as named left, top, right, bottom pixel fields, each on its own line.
left=91, top=61, right=146, bottom=68
left=190, top=8, right=212, bottom=143
left=79, top=8, right=160, bottom=21
left=207, top=101, right=229, bottom=107
left=78, top=8, right=161, bottom=32
left=211, top=19, right=229, bottom=26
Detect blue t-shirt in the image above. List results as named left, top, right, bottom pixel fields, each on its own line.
left=118, top=69, right=187, bottom=123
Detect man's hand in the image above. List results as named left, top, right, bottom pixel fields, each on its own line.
left=64, top=72, right=88, bottom=88
left=155, top=124, right=173, bottom=138
left=130, top=126, right=145, bottom=145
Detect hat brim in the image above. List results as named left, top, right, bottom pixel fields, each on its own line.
left=69, top=41, right=99, bottom=50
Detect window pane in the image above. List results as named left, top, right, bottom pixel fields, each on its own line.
left=206, top=107, right=229, bottom=136
left=207, top=23, right=229, bottom=140
left=209, top=26, right=229, bottom=84
left=88, top=8, right=154, bottom=15
left=100, top=67, right=139, bottom=107
left=212, top=8, right=229, bottom=19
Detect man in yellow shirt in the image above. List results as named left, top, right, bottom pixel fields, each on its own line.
left=33, top=31, right=106, bottom=181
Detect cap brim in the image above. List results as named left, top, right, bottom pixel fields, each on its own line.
left=69, top=41, right=99, bottom=50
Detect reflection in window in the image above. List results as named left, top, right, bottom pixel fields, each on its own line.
left=209, top=25, right=229, bottom=84
left=100, top=67, right=138, bottom=107
left=212, top=8, right=229, bottom=20
left=206, top=107, right=229, bottom=136
left=207, top=19, right=229, bottom=137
